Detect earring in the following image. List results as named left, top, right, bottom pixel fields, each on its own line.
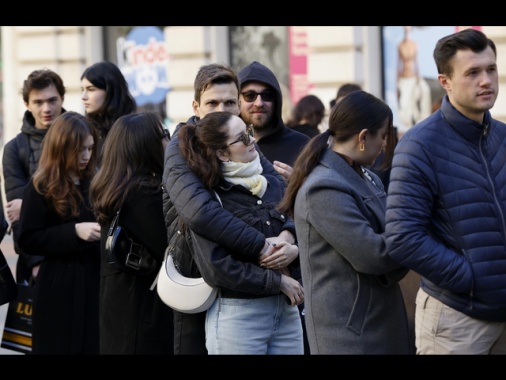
left=359, top=143, right=365, bottom=151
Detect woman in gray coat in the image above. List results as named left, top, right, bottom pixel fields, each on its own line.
left=278, top=90, right=413, bottom=354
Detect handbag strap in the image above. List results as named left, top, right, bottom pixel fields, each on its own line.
left=151, top=190, right=222, bottom=292
left=107, top=209, right=121, bottom=237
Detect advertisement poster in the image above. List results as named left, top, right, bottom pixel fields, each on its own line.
left=288, top=26, right=310, bottom=105
left=117, top=26, right=170, bottom=119
left=382, top=26, right=481, bottom=134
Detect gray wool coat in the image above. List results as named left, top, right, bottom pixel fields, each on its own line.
left=294, top=148, right=414, bottom=354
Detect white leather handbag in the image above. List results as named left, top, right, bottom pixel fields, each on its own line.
left=156, top=190, right=222, bottom=314
left=156, top=246, right=217, bottom=314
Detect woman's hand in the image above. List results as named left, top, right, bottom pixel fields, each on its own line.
left=75, top=222, right=101, bottom=241
left=6, top=198, right=22, bottom=223
left=280, top=274, right=304, bottom=306
left=259, top=241, right=298, bottom=269
left=273, top=161, right=293, bottom=181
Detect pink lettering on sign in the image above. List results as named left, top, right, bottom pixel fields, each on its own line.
left=130, top=37, right=169, bottom=66
left=289, top=27, right=310, bottom=105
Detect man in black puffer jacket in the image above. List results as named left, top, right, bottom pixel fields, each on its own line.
left=2, top=69, right=66, bottom=285
left=163, top=63, right=296, bottom=355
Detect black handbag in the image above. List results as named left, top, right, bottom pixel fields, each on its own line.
left=0, top=248, right=17, bottom=306
left=105, top=209, right=157, bottom=275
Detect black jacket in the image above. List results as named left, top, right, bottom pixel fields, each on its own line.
left=163, top=116, right=285, bottom=260
left=99, top=186, right=173, bottom=354
left=190, top=174, right=297, bottom=298
left=2, top=109, right=65, bottom=280
left=18, top=177, right=100, bottom=354
left=290, top=123, right=320, bottom=139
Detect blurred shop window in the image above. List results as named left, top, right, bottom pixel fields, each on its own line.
left=229, top=26, right=289, bottom=91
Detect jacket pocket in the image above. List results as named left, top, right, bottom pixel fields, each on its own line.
left=346, top=273, right=370, bottom=336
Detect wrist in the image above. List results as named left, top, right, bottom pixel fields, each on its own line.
left=260, top=241, right=270, bottom=255
left=279, top=230, right=295, bottom=245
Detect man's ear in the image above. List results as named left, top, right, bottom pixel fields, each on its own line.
left=438, top=74, right=450, bottom=92
left=192, top=100, right=200, bottom=117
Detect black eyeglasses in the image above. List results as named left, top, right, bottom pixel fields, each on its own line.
left=241, top=90, right=275, bottom=103
left=228, top=125, right=254, bottom=146
left=162, top=129, right=170, bottom=140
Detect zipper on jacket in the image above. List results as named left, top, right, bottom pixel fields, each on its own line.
left=479, top=130, right=506, bottom=239
left=462, top=248, right=474, bottom=310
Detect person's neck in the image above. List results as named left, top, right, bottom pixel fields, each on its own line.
left=332, top=141, right=360, bottom=165
left=448, top=97, right=486, bottom=124
left=252, top=124, right=275, bottom=140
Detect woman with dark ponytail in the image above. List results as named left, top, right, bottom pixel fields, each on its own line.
left=278, top=90, right=413, bottom=355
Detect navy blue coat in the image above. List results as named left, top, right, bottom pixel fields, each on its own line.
left=386, top=95, right=506, bottom=321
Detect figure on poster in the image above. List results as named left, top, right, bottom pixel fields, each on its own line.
left=396, top=26, right=431, bottom=133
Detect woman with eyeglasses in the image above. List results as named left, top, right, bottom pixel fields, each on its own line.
left=89, top=111, right=174, bottom=355
left=177, top=111, right=304, bottom=355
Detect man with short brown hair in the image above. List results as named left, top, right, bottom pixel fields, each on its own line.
left=2, top=69, right=66, bottom=285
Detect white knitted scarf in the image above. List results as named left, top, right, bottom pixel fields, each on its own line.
left=222, top=154, right=268, bottom=198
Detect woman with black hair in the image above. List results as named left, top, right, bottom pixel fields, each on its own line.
left=278, top=90, right=413, bottom=354
left=81, top=61, right=136, bottom=165
left=90, top=111, right=173, bottom=355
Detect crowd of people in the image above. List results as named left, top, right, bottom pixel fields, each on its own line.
left=1, top=27, right=506, bottom=356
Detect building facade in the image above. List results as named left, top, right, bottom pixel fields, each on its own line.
left=2, top=26, right=506, bottom=145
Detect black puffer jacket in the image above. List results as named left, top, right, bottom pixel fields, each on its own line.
left=162, top=116, right=287, bottom=263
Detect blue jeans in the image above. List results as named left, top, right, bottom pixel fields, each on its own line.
left=205, top=294, right=304, bottom=355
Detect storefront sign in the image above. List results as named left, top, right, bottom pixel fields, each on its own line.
left=288, top=26, right=311, bottom=104
left=117, top=26, right=170, bottom=106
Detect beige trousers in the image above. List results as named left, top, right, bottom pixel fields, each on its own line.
left=415, top=287, right=506, bottom=354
